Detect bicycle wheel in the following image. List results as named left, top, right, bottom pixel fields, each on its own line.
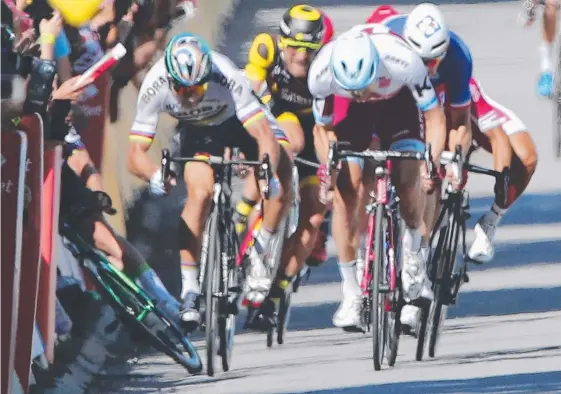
left=428, top=204, right=461, bottom=358
left=416, top=215, right=448, bottom=361
left=386, top=212, right=401, bottom=367
left=84, top=259, right=202, bottom=373
left=371, top=203, right=385, bottom=371
left=219, top=213, right=239, bottom=372
left=554, top=48, right=561, bottom=159
left=277, top=283, right=293, bottom=345
left=203, top=209, right=221, bottom=376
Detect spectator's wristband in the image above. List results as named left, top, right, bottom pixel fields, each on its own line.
left=40, top=33, right=56, bottom=45
left=23, top=58, right=56, bottom=116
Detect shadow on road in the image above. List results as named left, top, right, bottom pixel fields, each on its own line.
left=295, top=370, right=561, bottom=394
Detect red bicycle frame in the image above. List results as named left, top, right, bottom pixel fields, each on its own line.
left=360, top=159, right=398, bottom=312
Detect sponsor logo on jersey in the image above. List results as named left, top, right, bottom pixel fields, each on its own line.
left=166, top=99, right=228, bottom=121
left=384, top=54, right=409, bottom=68
left=414, top=75, right=432, bottom=97
left=141, top=76, right=168, bottom=103
left=211, top=72, right=243, bottom=96
left=378, top=76, right=391, bottom=88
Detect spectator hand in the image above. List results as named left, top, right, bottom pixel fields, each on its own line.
left=39, top=11, right=63, bottom=38
left=53, top=75, right=95, bottom=101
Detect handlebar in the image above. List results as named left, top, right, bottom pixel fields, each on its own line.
left=161, top=149, right=274, bottom=198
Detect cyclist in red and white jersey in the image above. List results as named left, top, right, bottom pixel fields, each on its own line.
left=308, top=24, right=447, bottom=330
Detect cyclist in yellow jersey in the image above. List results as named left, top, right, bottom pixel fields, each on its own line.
left=234, top=4, right=333, bottom=308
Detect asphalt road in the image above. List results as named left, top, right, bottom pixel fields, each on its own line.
left=88, top=2, right=561, bottom=393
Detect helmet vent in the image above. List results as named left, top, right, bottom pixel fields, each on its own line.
left=407, top=36, right=421, bottom=48
left=431, top=40, right=447, bottom=50
left=358, top=59, right=363, bottom=72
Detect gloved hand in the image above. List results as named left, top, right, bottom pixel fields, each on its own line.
left=149, top=169, right=177, bottom=196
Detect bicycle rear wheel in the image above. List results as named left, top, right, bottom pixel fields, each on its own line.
left=372, top=203, right=385, bottom=371
left=554, top=49, right=561, bottom=158
left=203, top=209, right=221, bottom=376
left=85, top=260, right=202, bottom=373
left=385, top=213, right=401, bottom=367
left=277, top=282, right=293, bottom=345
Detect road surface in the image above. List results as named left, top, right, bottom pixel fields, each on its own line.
left=88, top=2, right=561, bottom=393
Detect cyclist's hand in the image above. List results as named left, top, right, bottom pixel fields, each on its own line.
left=421, top=162, right=439, bottom=194
left=518, top=0, right=537, bottom=27
left=149, top=169, right=176, bottom=196
left=443, top=163, right=468, bottom=191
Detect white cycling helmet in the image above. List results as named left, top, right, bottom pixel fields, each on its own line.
left=329, top=31, right=379, bottom=91
left=403, top=3, right=450, bottom=60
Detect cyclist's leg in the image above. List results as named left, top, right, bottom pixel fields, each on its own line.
left=231, top=118, right=294, bottom=303
left=330, top=101, right=375, bottom=329
left=381, top=89, right=432, bottom=304
left=469, top=94, right=538, bottom=261
left=176, top=125, right=221, bottom=326
left=537, top=0, right=558, bottom=96
left=59, top=162, right=180, bottom=313
left=274, top=114, right=328, bottom=294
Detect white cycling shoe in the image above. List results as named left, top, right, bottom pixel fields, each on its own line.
left=244, top=247, right=272, bottom=305
left=468, top=219, right=496, bottom=263
left=402, top=250, right=434, bottom=302
left=333, top=295, right=362, bottom=329
left=400, top=304, right=422, bottom=335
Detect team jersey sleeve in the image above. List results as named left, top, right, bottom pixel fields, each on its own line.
left=446, top=33, right=473, bottom=108
left=129, top=72, right=164, bottom=144
left=244, top=33, right=276, bottom=82
left=403, top=52, right=439, bottom=112
left=308, top=43, right=336, bottom=125
left=212, top=51, right=269, bottom=127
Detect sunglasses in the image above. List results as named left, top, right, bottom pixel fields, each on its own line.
left=169, top=78, right=208, bottom=97
left=279, top=37, right=322, bottom=53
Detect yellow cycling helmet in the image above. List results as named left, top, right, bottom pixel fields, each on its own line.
left=47, top=0, right=104, bottom=27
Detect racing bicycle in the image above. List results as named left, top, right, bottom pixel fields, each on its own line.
left=161, top=149, right=272, bottom=376
left=415, top=145, right=506, bottom=361
left=326, top=141, right=431, bottom=371
left=236, top=159, right=300, bottom=348
left=60, top=193, right=202, bottom=374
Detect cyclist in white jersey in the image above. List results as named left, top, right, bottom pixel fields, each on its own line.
left=308, top=25, right=447, bottom=330
left=127, top=32, right=293, bottom=329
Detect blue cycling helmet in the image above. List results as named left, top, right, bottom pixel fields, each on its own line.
left=164, top=32, right=212, bottom=87
left=329, top=30, right=379, bottom=91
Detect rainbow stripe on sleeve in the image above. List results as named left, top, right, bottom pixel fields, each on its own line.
left=129, top=129, right=155, bottom=143
left=241, top=108, right=266, bottom=127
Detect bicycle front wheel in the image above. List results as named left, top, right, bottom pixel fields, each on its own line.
left=372, top=203, right=386, bottom=371
left=203, top=209, right=221, bottom=376
left=86, top=261, right=202, bottom=373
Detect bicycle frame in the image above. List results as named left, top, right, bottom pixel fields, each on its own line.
left=362, top=159, right=400, bottom=311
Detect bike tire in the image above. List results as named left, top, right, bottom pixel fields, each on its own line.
left=372, top=203, right=385, bottom=371
left=386, top=213, right=401, bottom=367
left=554, top=48, right=561, bottom=159
left=277, top=287, right=293, bottom=345
left=415, top=218, right=448, bottom=362
left=428, top=206, right=461, bottom=358
left=204, top=209, right=221, bottom=376
left=85, top=260, right=202, bottom=373
left=219, top=218, right=239, bottom=372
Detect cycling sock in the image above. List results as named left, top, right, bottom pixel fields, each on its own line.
left=234, top=197, right=257, bottom=235
left=137, top=268, right=179, bottom=307
left=483, top=202, right=507, bottom=228
left=254, top=227, right=274, bottom=255
left=539, top=41, right=553, bottom=73
left=180, top=261, right=200, bottom=299
left=338, top=260, right=361, bottom=298
left=402, top=226, right=422, bottom=254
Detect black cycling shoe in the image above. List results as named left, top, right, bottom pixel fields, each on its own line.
left=246, top=298, right=277, bottom=332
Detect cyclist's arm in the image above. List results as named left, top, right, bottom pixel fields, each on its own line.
left=447, top=47, right=474, bottom=157
left=127, top=85, right=161, bottom=181
left=215, top=51, right=281, bottom=170
left=406, top=55, right=446, bottom=166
